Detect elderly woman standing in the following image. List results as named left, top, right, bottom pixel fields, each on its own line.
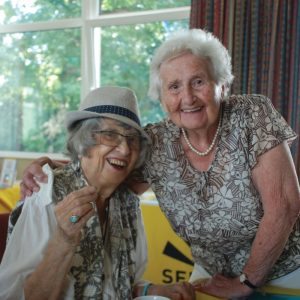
left=139, top=29, right=300, bottom=298
left=0, top=86, right=195, bottom=300
left=21, top=30, right=300, bottom=299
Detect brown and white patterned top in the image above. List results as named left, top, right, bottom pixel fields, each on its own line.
left=140, top=94, right=299, bottom=280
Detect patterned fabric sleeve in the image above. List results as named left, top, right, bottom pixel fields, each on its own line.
left=245, top=94, right=297, bottom=169
left=130, top=123, right=157, bottom=183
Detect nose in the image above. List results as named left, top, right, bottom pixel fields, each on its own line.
left=116, top=137, right=130, bottom=155
left=181, top=85, right=195, bottom=105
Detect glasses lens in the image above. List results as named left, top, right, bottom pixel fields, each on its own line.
left=126, top=135, right=141, bottom=149
left=94, top=130, right=140, bottom=149
left=98, top=131, right=120, bottom=147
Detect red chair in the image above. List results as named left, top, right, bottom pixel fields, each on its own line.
left=0, top=213, right=9, bottom=263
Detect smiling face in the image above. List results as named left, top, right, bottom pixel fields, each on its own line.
left=159, top=52, right=223, bottom=132
left=80, top=118, right=140, bottom=191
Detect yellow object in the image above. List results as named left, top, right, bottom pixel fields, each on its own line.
left=195, top=292, right=224, bottom=300
left=140, top=199, right=223, bottom=300
left=141, top=200, right=193, bottom=284
left=0, top=184, right=21, bottom=213
left=260, top=285, right=300, bottom=296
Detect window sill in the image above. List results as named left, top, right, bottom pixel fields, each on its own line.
left=0, top=151, right=68, bottom=161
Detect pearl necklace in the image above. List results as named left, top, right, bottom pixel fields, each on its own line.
left=181, top=115, right=222, bottom=157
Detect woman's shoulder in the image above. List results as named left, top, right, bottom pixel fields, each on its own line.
left=226, top=94, right=273, bottom=111
left=224, top=94, right=277, bottom=126
left=143, top=119, right=179, bottom=143
left=143, top=119, right=168, bottom=134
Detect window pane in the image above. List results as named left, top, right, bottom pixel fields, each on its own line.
left=0, top=29, right=81, bottom=153
left=0, top=0, right=81, bottom=25
left=99, top=20, right=189, bottom=126
left=100, top=0, right=190, bottom=14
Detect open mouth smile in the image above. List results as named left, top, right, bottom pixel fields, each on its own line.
left=181, top=106, right=204, bottom=113
left=107, top=158, right=127, bottom=169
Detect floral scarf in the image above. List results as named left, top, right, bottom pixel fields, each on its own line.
left=52, top=160, right=138, bottom=299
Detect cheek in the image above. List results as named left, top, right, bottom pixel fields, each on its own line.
left=202, top=86, right=221, bottom=108
left=89, top=150, right=105, bottom=169
left=161, top=96, right=179, bottom=113
left=129, top=148, right=141, bottom=170
left=202, top=86, right=216, bottom=100
left=132, top=150, right=140, bottom=165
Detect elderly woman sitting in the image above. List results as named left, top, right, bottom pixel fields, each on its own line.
left=0, top=86, right=194, bottom=300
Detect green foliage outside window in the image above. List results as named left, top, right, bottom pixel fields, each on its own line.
left=0, top=29, right=81, bottom=153
left=0, top=0, right=81, bottom=24
left=100, top=0, right=190, bottom=13
left=0, top=1, right=188, bottom=154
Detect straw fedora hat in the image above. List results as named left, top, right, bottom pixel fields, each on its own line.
left=65, top=86, right=149, bottom=141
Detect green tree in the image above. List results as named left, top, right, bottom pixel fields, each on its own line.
left=0, top=1, right=188, bottom=153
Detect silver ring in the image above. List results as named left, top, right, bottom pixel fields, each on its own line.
left=90, top=201, right=95, bottom=210
left=69, top=215, right=80, bottom=223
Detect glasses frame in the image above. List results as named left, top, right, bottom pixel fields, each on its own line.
left=92, top=130, right=141, bottom=150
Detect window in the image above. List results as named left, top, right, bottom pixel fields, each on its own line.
left=0, top=0, right=189, bottom=156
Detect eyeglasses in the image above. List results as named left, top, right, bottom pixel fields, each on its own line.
left=93, top=130, right=141, bottom=150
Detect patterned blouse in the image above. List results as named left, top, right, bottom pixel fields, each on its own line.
left=140, top=94, right=299, bottom=280
left=52, top=161, right=140, bottom=299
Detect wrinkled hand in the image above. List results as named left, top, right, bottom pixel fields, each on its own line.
left=20, top=157, right=63, bottom=199
left=54, top=186, right=97, bottom=247
left=192, top=274, right=253, bottom=299
left=151, top=282, right=195, bottom=300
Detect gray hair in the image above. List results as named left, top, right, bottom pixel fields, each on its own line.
left=148, top=29, right=234, bottom=100
left=66, top=117, right=148, bottom=168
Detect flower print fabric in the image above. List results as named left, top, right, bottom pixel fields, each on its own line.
left=141, top=94, right=299, bottom=280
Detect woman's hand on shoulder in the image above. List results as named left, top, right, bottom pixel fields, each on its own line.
left=149, top=282, right=195, bottom=300
left=20, top=156, right=62, bottom=199
left=192, top=274, right=253, bottom=299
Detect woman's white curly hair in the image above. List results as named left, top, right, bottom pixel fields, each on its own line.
left=148, top=29, right=234, bottom=100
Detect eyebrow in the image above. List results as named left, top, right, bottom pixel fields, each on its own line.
left=167, top=79, right=180, bottom=87
left=101, top=123, right=138, bottom=135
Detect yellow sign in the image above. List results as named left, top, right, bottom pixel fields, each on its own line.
left=141, top=200, right=193, bottom=284
left=141, top=200, right=224, bottom=300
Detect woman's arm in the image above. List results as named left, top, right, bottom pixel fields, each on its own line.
left=194, top=141, right=300, bottom=298
left=21, top=157, right=65, bottom=198
left=134, top=282, right=195, bottom=299
left=24, top=186, right=97, bottom=300
left=21, top=158, right=150, bottom=197
left=24, top=230, right=76, bottom=300
left=242, top=141, right=300, bottom=285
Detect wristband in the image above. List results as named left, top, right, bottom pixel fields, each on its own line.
left=142, top=283, right=153, bottom=296
left=239, top=273, right=257, bottom=289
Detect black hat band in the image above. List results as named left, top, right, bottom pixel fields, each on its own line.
left=84, top=105, right=140, bottom=126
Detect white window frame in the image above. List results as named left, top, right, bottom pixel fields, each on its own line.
left=0, top=1, right=190, bottom=159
